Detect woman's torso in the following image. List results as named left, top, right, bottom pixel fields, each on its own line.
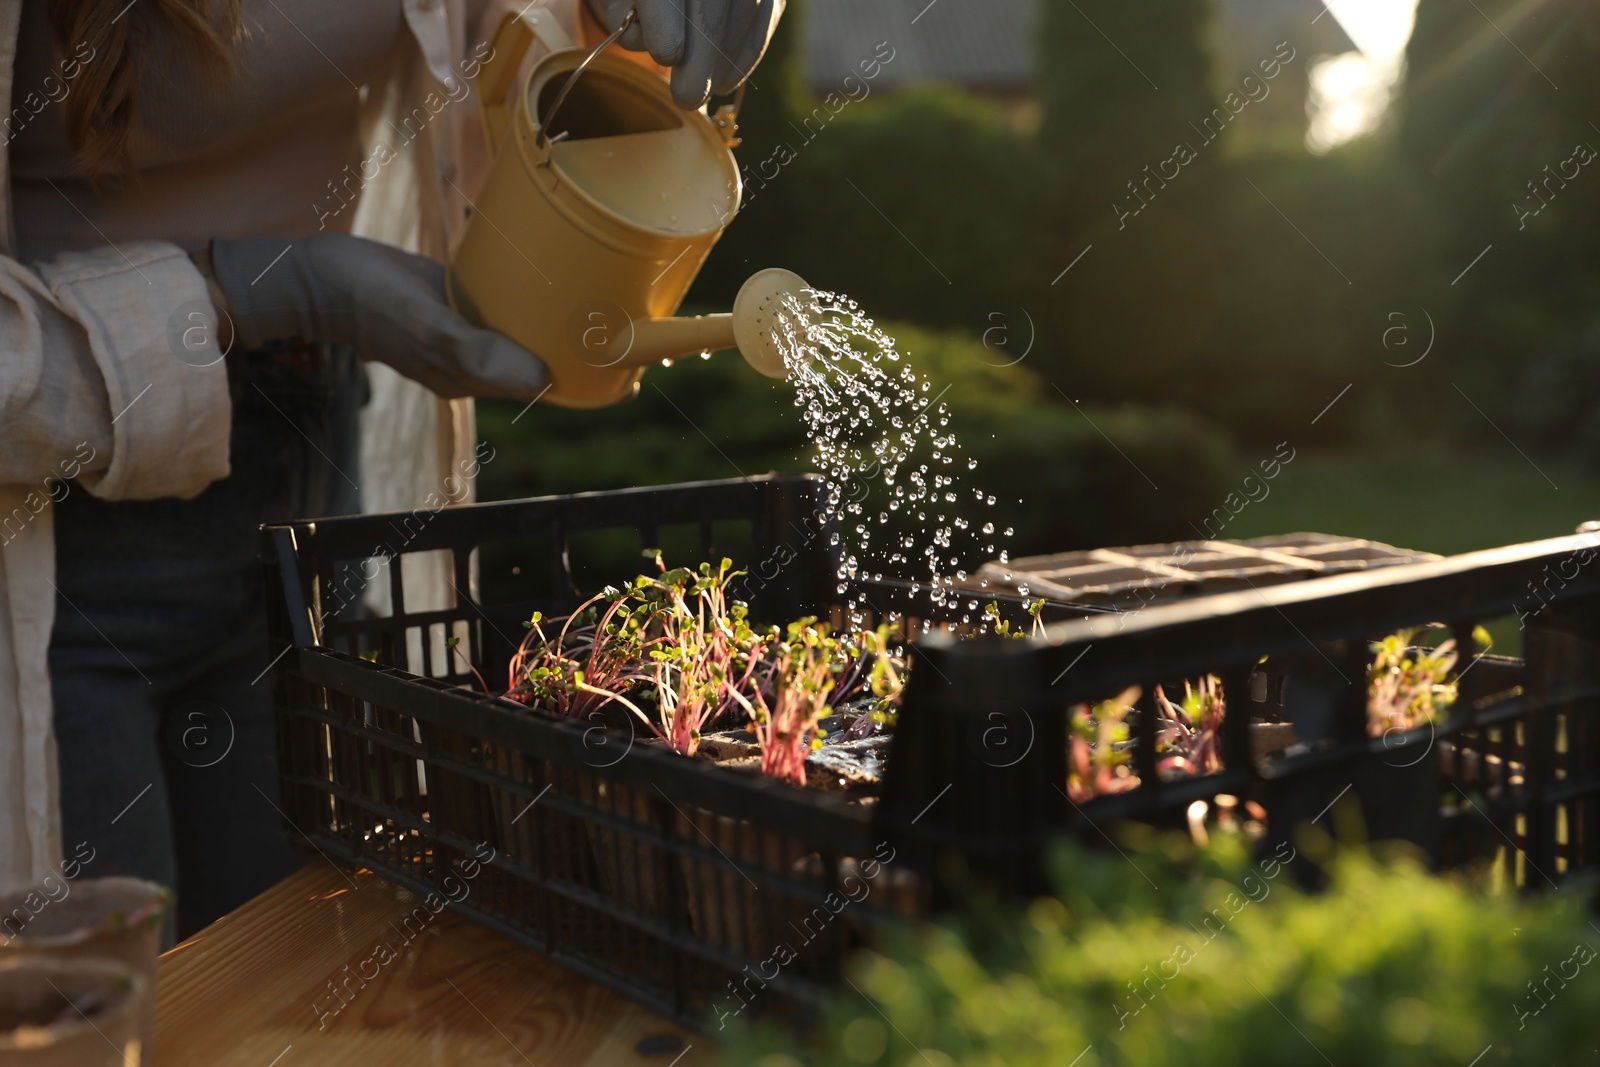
left=10, top=0, right=406, bottom=261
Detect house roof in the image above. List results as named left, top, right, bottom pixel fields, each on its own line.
left=1214, top=0, right=1358, bottom=71
left=803, top=0, right=1037, bottom=93
left=803, top=0, right=1360, bottom=96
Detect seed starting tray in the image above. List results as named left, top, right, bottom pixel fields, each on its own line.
left=971, top=533, right=1439, bottom=609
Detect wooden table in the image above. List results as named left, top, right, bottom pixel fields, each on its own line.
left=152, top=861, right=711, bottom=1066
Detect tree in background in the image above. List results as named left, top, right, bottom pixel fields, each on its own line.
left=740, top=85, right=1043, bottom=332
left=1036, top=0, right=1467, bottom=449
left=686, top=0, right=1600, bottom=462
left=1035, top=0, right=1218, bottom=240
left=1400, top=0, right=1600, bottom=461
left=696, top=0, right=1045, bottom=341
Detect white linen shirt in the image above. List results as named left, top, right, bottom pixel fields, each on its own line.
left=0, top=0, right=552, bottom=893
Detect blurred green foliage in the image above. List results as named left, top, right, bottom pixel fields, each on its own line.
left=1399, top=0, right=1600, bottom=462
left=724, top=835, right=1600, bottom=1065
left=714, top=86, right=1046, bottom=332
left=485, top=0, right=1600, bottom=555
left=1035, top=0, right=1216, bottom=235
left=479, top=321, right=1235, bottom=554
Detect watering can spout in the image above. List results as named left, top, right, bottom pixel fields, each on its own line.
left=613, top=268, right=808, bottom=380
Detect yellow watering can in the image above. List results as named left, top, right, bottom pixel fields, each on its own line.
left=449, top=6, right=807, bottom=408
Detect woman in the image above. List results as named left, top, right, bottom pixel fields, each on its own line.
left=0, top=0, right=781, bottom=936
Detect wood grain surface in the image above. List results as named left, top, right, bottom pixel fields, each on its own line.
left=152, top=861, right=713, bottom=1066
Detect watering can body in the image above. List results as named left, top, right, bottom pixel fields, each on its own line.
left=449, top=8, right=745, bottom=408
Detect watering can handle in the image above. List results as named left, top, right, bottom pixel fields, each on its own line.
left=536, top=18, right=747, bottom=148
left=476, top=4, right=586, bottom=151
left=476, top=5, right=746, bottom=151
left=533, top=9, right=638, bottom=149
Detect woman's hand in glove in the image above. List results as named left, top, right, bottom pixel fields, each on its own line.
left=206, top=234, right=548, bottom=401
left=588, top=0, right=784, bottom=110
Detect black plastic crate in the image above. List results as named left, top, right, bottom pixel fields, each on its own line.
left=265, top=474, right=1600, bottom=1031
left=263, top=474, right=1076, bottom=1029
left=878, top=530, right=1600, bottom=903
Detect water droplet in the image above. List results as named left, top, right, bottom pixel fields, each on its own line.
left=765, top=288, right=1014, bottom=606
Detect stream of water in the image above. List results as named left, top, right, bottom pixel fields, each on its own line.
left=772, top=287, right=1020, bottom=625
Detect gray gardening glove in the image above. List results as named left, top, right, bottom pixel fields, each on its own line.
left=210, top=234, right=548, bottom=401
left=587, top=0, right=784, bottom=110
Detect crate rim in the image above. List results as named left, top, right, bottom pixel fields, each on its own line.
left=260, top=471, right=829, bottom=541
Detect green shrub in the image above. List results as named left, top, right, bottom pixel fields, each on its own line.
left=1047, top=150, right=1455, bottom=449
left=958, top=401, right=1235, bottom=552
left=738, top=86, right=1045, bottom=335
left=1035, top=0, right=1216, bottom=233
left=476, top=354, right=801, bottom=501
left=725, top=836, right=1600, bottom=1065
left=477, top=322, right=1235, bottom=556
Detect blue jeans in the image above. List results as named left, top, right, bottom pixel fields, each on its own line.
left=50, top=342, right=366, bottom=938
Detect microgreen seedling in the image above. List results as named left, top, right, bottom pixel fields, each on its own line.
left=1065, top=626, right=1471, bottom=799
left=1154, top=674, right=1224, bottom=779
left=983, top=598, right=1047, bottom=640
left=1367, top=626, right=1462, bottom=735
left=1067, top=687, right=1140, bottom=803
left=506, top=554, right=907, bottom=779
left=728, top=621, right=837, bottom=784
left=445, top=634, right=491, bottom=695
